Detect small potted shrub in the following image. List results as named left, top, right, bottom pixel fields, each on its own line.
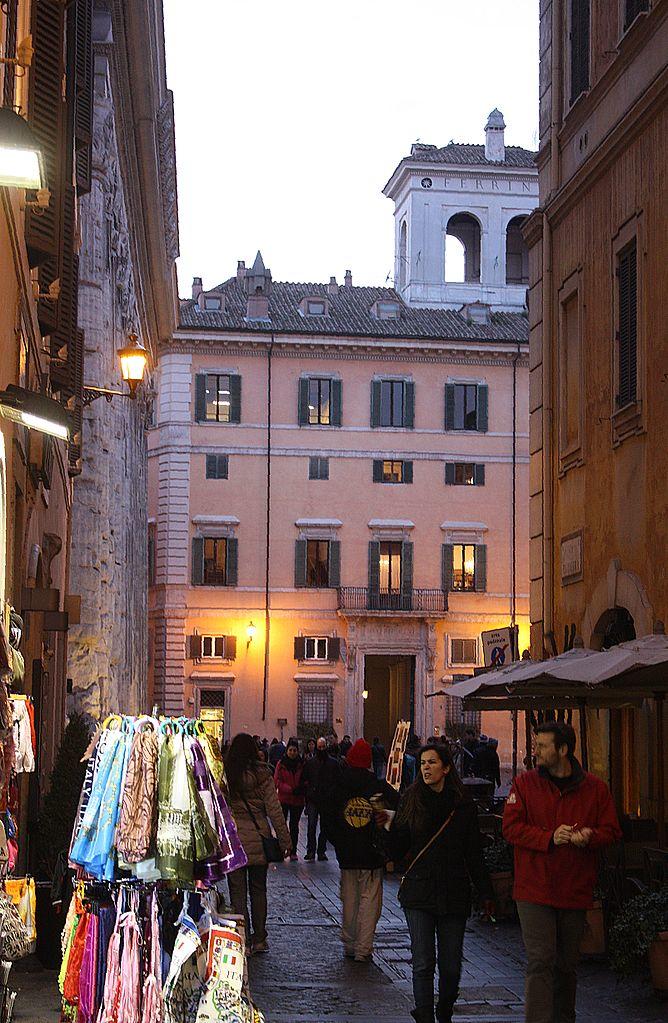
left=483, top=838, right=514, bottom=919
left=609, top=887, right=668, bottom=991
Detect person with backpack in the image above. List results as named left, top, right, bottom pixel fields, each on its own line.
left=324, top=739, right=398, bottom=961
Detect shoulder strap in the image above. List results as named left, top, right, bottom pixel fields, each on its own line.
left=399, top=809, right=456, bottom=887
left=239, top=794, right=263, bottom=834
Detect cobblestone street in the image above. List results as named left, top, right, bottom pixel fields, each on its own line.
left=249, top=845, right=666, bottom=1023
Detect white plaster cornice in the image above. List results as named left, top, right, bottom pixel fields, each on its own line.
left=295, top=518, right=343, bottom=529
left=293, top=673, right=341, bottom=683
left=192, top=515, right=240, bottom=526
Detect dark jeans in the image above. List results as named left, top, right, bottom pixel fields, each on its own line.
left=306, top=801, right=327, bottom=857
left=516, top=901, right=587, bottom=1023
left=281, top=803, right=303, bottom=852
left=403, top=908, right=467, bottom=1018
left=227, top=864, right=269, bottom=945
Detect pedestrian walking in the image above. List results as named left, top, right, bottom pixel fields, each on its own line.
left=268, top=737, right=286, bottom=770
left=225, top=733, right=292, bottom=953
left=502, top=721, right=621, bottom=1023
left=472, top=736, right=501, bottom=791
left=339, top=734, right=353, bottom=758
left=275, top=737, right=305, bottom=860
left=302, top=736, right=340, bottom=860
left=377, top=743, right=493, bottom=1023
left=371, top=736, right=386, bottom=780
left=305, top=737, right=316, bottom=759
left=324, top=739, right=399, bottom=962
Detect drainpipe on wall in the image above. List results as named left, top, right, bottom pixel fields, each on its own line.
left=262, top=336, right=274, bottom=721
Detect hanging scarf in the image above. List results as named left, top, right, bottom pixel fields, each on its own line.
left=156, top=731, right=193, bottom=883
left=71, top=725, right=130, bottom=880
left=185, top=737, right=220, bottom=870
left=116, top=896, right=142, bottom=1023
left=190, top=739, right=247, bottom=880
left=198, top=732, right=225, bottom=788
left=140, top=890, right=162, bottom=1023
left=63, top=908, right=89, bottom=1006
left=94, top=904, right=116, bottom=1021
left=78, top=907, right=99, bottom=1023
left=116, top=723, right=158, bottom=863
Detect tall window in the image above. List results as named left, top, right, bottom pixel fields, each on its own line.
left=452, top=544, right=476, bottom=591
left=192, top=536, right=238, bottom=586
left=306, top=539, right=330, bottom=587
left=379, top=541, right=402, bottom=594
left=570, top=0, right=590, bottom=105
left=445, top=213, right=481, bottom=283
left=505, top=217, right=529, bottom=285
left=399, top=220, right=407, bottom=289
left=297, top=686, right=334, bottom=738
left=206, top=374, right=232, bottom=422
left=559, top=288, right=582, bottom=456
left=371, top=379, right=415, bottom=428
left=204, top=538, right=227, bottom=585
left=308, top=378, right=331, bottom=425
left=617, top=241, right=637, bottom=409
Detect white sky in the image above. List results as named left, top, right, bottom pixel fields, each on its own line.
left=163, top=0, right=539, bottom=298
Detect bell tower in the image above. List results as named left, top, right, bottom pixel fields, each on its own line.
left=383, top=110, right=538, bottom=312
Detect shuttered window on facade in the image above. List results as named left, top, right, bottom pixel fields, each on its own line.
left=205, top=454, right=229, bottom=479
left=2, top=0, right=18, bottom=109
left=293, top=636, right=341, bottom=661
left=570, top=0, right=590, bottom=105
left=445, top=462, right=485, bottom=486
left=68, top=0, right=94, bottom=195
left=195, top=374, right=242, bottom=423
left=441, top=543, right=487, bottom=593
left=294, top=539, right=340, bottom=588
left=191, top=537, right=238, bottom=587
left=444, top=384, right=488, bottom=432
left=370, top=379, right=414, bottom=429
left=188, top=634, right=237, bottom=660
left=617, top=241, right=637, bottom=409
left=308, top=457, right=329, bottom=480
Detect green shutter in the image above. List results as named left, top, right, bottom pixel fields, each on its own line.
left=195, top=375, right=207, bottom=422
left=404, top=381, right=415, bottom=429
left=445, top=462, right=456, bottom=485
left=445, top=383, right=456, bottom=430
left=294, top=636, right=306, bottom=660
left=403, top=460, right=413, bottom=484
left=295, top=539, right=307, bottom=587
left=328, top=637, right=341, bottom=661
left=370, top=380, right=382, bottom=427
left=206, top=454, right=216, bottom=477
left=189, top=634, right=202, bottom=658
left=225, top=635, right=237, bottom=660
left=298, top=378, right=310, bottom=425
left=474, top=463, right=485, bottom=486
left=372, top=459, right=383, bottom=482
left=368, top=541, right=381, bottom=608
left=474, top=544, right=487, bottom=592
left=400, top=541, right=413, bottom=609
left=226, top=538, right=238, bottom=586
left=219, top=455, right=229, bottom=479
left=476, top=385, right=489, bottom=432
left=328, top=540, right=341, bottom=588
left=229, top=375, right=242, bottom=423
left=192, top=537, right=204, bottom=585
left=331, top=379, right=342, bottom=427
left=441, top=544, right=454, bottom=592
left=320, top=458, right=329, bottom=480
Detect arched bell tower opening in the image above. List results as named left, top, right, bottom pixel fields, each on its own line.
left=399, top=220, right=407, bottom=290
left=505, top=216, right=529, bottom=285
left=445, top=213, right=481, bottom=283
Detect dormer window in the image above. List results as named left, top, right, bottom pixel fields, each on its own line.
left=374, top=301, right=401, bottom=320
left=204, top=296, right=222, bottom=310
left=307, top=300, right=326, bottom=316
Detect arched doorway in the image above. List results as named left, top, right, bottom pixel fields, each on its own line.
left=591, top=607, right=636, bottom=650
left=445, top=213, right=481, bottom=283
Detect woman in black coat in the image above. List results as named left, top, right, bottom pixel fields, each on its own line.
left=378, top=744, right=493, bottom=1023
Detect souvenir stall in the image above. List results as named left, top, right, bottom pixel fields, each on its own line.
left=60, top=714, right=264, bottom=1023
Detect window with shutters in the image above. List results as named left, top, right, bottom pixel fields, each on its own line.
left=3, top=0, right=18, bottom=108
left=452, top=544, right=476, bottom=592
left=450, top=638, right=479, bottom=666
left=201, top=636, right=227, bottom=659
left=616, top=241, right=637, bottom=410
left=380, top=380, right=406, bottom=427
left=148, top=523, right=156, bottom=586
left=569, top=0, right=590, bottom=105
left=558, top=273, right=584, bottom=471
left=305, top=637, right=329, bottom=661
left=206, top=454, right=229, bottom=479
left=379, top=542, right=403, bottom=595
left=205, top=374, right=232, bottom=422
left=624, top=0, right=649, bottom=32
left=203, top=538, right=228, bottom=585
left=306, top=539, right=330, bottom=587
left=381, top=460, right=404, bottom=483
left=445, top=463, right=485, bottom=486
left=307, top=378, right=331, bottom=425
left=453, top=384, right=479, bottom=430
left=308, top=457, right=329, bottom=480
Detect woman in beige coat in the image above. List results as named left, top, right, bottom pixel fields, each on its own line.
left=225, top=733, right=292, bottom=952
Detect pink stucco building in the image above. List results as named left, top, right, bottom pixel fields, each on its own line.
left=148, top=113, right=535, bottom=764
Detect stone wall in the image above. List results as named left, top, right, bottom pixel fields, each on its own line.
left=67, top=54, right=149, bottom=717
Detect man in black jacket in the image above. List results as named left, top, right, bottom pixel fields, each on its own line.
left=302, top=737, right=340, bottom=860
left=325, top=739, right=398, bottom=961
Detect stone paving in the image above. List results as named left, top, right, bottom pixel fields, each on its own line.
left=249, top=835, right=667, bottom=1023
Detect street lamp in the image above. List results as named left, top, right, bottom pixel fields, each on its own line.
left=246, top=621, right=257, bottom=648
left=0, top=107, right=45, bottom=190
left=0, top=385, right=70, bottom=440
left=83, top=332, right=149, bottom=406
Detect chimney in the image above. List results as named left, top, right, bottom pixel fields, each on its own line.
left=192, top=276, right=203, bottom=300
left=245, top=250, right=272, bottom=321
left=236, top=260, right=246, bottom=283
left=485, top=108, right=506, bottom=162
left=344, top=269, right=352, bottom=288
left=327, top=275, right=338, bottom=295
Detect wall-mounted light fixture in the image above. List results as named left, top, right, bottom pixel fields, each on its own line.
left=0, top=106, right=45, bottom=190
left=246, top=621, right=257, bottom=648
left=0, top=384, right=70, bottom=440
left=362, top=689, right=369, bottom=700
left=83, top=332, right=149, bottom=406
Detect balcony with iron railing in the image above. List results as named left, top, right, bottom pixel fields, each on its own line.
left=338, top=587, right=448, bottom=615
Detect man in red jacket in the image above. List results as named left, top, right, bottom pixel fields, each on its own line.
left=503, top=721, right=621, bottom=1023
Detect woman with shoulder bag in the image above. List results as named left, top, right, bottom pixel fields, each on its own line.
left=225, top=733, right=292, bottom=953
left=376, top=744, right=494, bottom=1023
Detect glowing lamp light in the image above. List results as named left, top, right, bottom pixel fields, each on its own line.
left=362, top=689, right=369, bottom=701
left=117, top=332, right=148, bottom=397
left=0, top=107, right=45, bottom=189
left=0, top=384, right=69, bottom=440
left=246, top=621, right=257, bottom=647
